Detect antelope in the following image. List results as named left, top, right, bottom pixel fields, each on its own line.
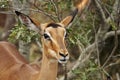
left=0, top=0, right=89, bottom=80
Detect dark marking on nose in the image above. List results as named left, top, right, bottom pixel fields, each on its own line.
left=59, top=52, right=68, bottom=57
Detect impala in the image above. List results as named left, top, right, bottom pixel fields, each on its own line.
left=0, top=0, right=89, bottom=80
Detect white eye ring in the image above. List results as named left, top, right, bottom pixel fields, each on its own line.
left=64, top=31, right=67, bottom=38
left=65, top=33, right=68, bottom=38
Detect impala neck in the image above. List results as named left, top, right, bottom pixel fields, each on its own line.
left=38, top=45, right=58, bottom=80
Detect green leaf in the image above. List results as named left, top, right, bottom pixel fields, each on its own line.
left=109, top=20, right=117, bottom=30
left=8, top=23, right=40, bottom=44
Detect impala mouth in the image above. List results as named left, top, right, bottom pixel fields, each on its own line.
left=58, top=57, right=69, bottom=64
left=58, top=59, right=68, bottom=64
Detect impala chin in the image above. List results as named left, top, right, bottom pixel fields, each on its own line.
left=58, top=60, right=68, bottom=64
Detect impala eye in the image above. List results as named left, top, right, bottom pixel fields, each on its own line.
left=43, top=33, right=50, bottom=40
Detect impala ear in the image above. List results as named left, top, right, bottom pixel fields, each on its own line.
left=15, top=11, right=40, bottom=32
left=61, top=0, right=89, bottom=28
left=60, top=9, right=78, bottom=28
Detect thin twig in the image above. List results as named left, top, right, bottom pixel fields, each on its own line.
left=103, top=30, right=120, bottom=40
left=94, top=0, right=106, bottom=22
left=28, top=1, right=57, bottom=22
left=104, top=59, right=120, bottom=69
left=50, top=0, right=61, bottom=21
left=92, top=15, right=101, bottom=67
left=0, top=11, right=14, bottom=14
left=102, top=30, right=118, bottom=68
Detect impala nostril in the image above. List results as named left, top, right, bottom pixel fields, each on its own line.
left=65, top=54, right=68, bottom=57
left=59, top=52, right=68, bottom=57
left=59, top=52, right=64, bottom=57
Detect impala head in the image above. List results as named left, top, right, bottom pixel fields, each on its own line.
left=15, top=11, right=77, bottom=64
left=40, top=23, right=69, bottom=64
left=15, top=0, right=89, bottom=64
